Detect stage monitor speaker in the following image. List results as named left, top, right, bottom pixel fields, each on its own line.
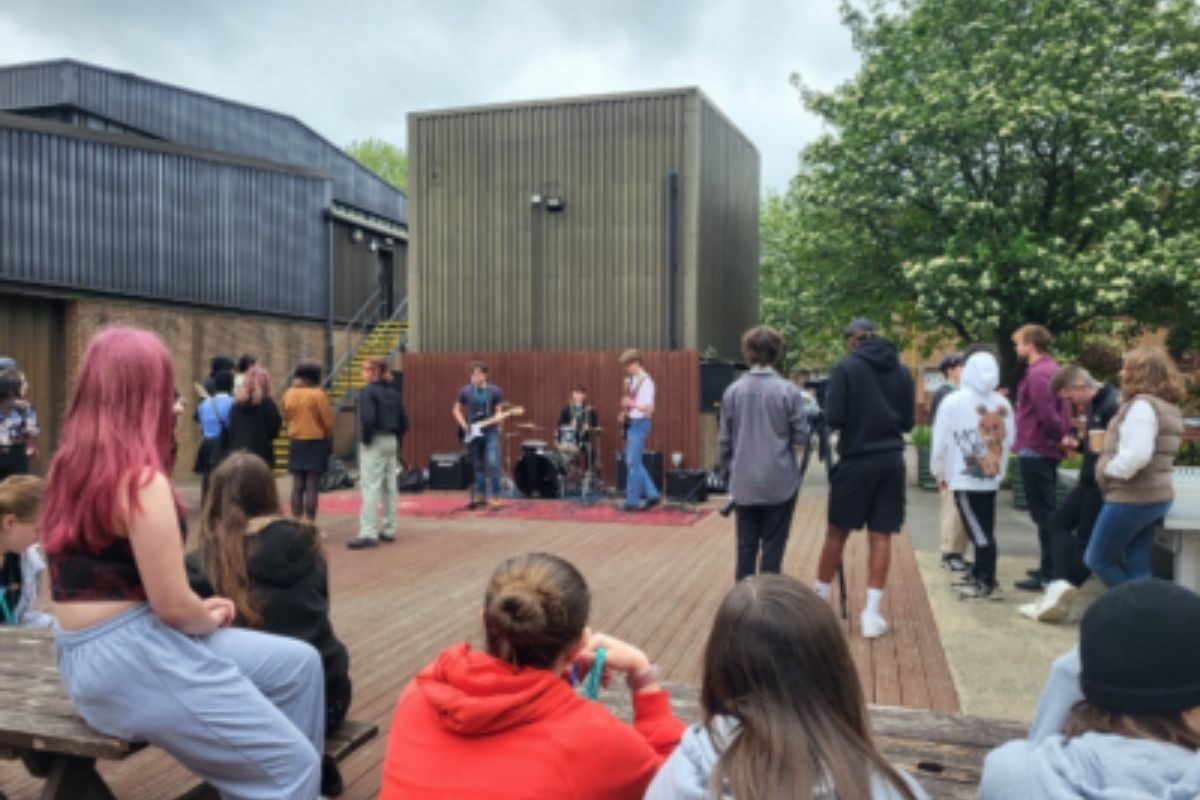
left=615, top=451, right=664, bottom=493
left=667, top=470, right=709, bottom=503
left=428, top=452, right=472, bottom=491
left=700, top=359, right=737, bottom=413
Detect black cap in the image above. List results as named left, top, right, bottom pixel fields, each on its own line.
left=843, top=319, right=877, bottom=337
left=938, top=353, right=965, bottom=374
left=1080, top=579, right=1200, bottom=715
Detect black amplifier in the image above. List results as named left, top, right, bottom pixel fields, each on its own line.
left=428, top=452, right=473, bottom=491
left=666, top=469, right=709, bottom=503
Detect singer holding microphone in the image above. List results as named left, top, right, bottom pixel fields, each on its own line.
left=718, top=326, right=810, bottom=581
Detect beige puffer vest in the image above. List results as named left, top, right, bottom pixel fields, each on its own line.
left=1095, top=394, right=1183, bottom=504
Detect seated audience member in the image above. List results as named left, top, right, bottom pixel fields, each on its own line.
left=0, top=475, right=53, bottom=627
left=981, top=579, right=1200, bottom=799
left=645, top=575, right=927, bottom=800
left=42, top=327, right=325, bottom=799
left=187, top=452, right=351, bottom=797
left=380, top=552, right=685, bottom=799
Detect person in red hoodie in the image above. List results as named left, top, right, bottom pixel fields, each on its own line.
left=380, top=552, right=685, bottom=799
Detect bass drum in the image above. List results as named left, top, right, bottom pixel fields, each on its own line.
left=515, top=449, right=566, bottom=498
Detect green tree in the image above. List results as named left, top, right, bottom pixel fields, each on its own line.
left=775, top=0, right=1200, bottom=377
left=345, top=138, right=407, bottom=191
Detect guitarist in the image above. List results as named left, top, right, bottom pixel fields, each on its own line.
left=617, top=350, right=661, bottom=511
left=453, top=363, right=505, bottom=509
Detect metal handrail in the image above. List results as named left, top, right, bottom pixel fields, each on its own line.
left=326, top=296, right=410, bottom=413
left=323, top=287, right=384, bottom=392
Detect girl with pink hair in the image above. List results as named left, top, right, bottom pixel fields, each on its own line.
left=42, top=327, right=326, bottom=799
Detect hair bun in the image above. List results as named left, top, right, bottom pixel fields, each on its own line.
left=489, top=583, right=549, bottom=638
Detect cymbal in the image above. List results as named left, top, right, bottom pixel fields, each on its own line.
left=516, top=423, right=543, bottom=430
left=589, top=426, right=604, bottom=432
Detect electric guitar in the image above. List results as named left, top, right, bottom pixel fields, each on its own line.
left=460, top=406, right=525, bottom=444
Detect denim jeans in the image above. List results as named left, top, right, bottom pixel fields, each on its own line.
left=1084, top=500, right=1171, bottom=587
left=470, top=428, right=501, bottom=498
left=624, top=417, right=660, bottom=506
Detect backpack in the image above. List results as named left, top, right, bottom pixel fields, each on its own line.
left=318, top=455, right=355, bottom=493
left=396, top=468, right=426, bottom=493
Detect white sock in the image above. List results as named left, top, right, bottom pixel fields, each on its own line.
left=814, top=581, right=831, bottom=600
left=866, top=588, right=883, bottom=617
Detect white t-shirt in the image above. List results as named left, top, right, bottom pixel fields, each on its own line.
left=628, top=373, right=655, bottom=419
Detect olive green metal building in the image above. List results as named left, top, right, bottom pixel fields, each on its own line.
left=407, top=87, right=759, bottom=358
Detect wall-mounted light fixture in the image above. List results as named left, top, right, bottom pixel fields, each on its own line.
left=545, top=196, right=566, bottom=213
left=530, top=193, right=543, bottom=206
left=350, top=228, right=364, bottom=243
left=368, top=240, right=379, bottom=252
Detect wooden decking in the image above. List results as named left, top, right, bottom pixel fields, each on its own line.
left=2, top=491, right=958, bottom=800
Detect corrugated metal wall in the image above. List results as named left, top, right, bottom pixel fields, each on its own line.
left=409, top=92, right=690, bottom=353
left=332, top=222, right=408, bottom=320
left=401, top=350, right=700, bottom=479
left=0, top=120, right=330, bottom=317
left=0, top=60, right=406, bottom=224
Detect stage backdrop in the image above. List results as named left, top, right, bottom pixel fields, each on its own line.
left=401, top=350, right=701, bottom=477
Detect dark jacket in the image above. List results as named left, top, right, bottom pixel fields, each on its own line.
left=359, top=381, right=407, bottom=445
left=825, top=337, right=915, bottom=460
left=928, top=382, right=954, bottom=426
left=1079, top=384, right=1120, bottom=487
left=226, top=397, right=283, bottom=468
left=186, top=519, right=351, bottom=731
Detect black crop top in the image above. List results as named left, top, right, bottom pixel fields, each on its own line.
left=49, top=516, right=187, bottom=602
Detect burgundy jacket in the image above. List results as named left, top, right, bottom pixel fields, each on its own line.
left=1013, top=356, right=1072, bottom=460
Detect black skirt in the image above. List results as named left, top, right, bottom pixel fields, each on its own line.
left=288, top=438, right=330, bottom=475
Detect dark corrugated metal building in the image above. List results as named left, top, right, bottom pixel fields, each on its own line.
left=408, top=87, right=759, bottom=359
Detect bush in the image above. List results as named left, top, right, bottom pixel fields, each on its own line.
left=911, top=425, right=932, bottom=449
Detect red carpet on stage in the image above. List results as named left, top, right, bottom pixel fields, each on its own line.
left=318, top=492, right=711, bottom=526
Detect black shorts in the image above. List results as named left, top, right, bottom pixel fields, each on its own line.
left=827, top=452, right=906, bottom=534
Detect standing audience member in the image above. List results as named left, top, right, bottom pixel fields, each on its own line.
left=0, top=475, right=53, bottom=627
left=1086, top=347, right=1184, bottom=587
left=282, top=361, right=335, bottom=522
left=233, top=353, right=257, bottom=395
left=717, top=326, right=810, bottom=581
left=227, top=365, right=283, bottom=470
left=379, top=362, right=408, bottom=454
left=645, top=575, right=927, bottom=800
left=931, top=351, right=1015, bottom=600
left=203, top=355, right=235, bottom=396
left=1020, top=365, right=1119, bottom=622
left=618, top=350, right=662, bottom=512
left=0, top=368, right=37, bottom=480
left=930, top=353, right=970, bottom=573
left=1011, top=324, right=1073, bottom=592
left=380, top=552, right=684, bottom=799
left=349, top=359, right=405, bottom=549
left=41, top=327, right=325, bottom=799
left=187, top=452, right=351, bottom=797
left=980, top=580, right=1200, bottom=799
left=194, top=370, right=234, bottom=499
left=815, top=319, right=915, bottom=639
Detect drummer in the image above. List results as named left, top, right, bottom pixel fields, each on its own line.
left=557, top=385, right=599, bottom=465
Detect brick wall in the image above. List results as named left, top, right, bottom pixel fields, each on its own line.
left=64, top=299, right=326, bottom=480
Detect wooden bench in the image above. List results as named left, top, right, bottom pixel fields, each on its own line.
left=598, top=682, right=1027, bottom=800
left=0, top=627, right=376, bottom=800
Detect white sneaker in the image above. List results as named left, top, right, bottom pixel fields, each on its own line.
left=1018, top=600, right=1040, bottom=619
left=860, top=610, right=888, bottom=639
left=1034, top=580, right=1078, bottom=623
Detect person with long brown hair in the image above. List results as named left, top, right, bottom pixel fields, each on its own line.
left=981, top=579, right=1200, bottom=797
left=187, top=451, right=351, bottom=797
left=380, top=552, right=684, bottom=799
left=646, top=575, right=926, bottom=800
left=1084, top=346, right=1185, bottom=587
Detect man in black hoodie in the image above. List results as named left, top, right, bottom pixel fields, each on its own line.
left=815, top=319, right=915, bottom=639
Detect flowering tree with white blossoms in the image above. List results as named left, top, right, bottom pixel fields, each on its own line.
left=772, top=0, right=1200, bottom=376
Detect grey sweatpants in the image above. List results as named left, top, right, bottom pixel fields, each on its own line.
left=55, top=604, right=325, bottom=800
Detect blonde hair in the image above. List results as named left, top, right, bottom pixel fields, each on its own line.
left=0, top=475, right=43, bottom=522
left=1121, top=347, right=1186, bottom=404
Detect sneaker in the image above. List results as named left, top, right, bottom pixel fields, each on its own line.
left=487, top=498, right=504, bottom=510
left=616, top=501, right=646, bottom=512
left=1031, top=579, right=1078, bottom=623
left=940, top=553, right=971, bottom=573
left=950, top=573, right=977, bottom=588
left=1014, top=576, right=1045, bottom=592
left=379, top=534, right=396, bottom=543
left=1026, top=567, right=1043, bottom=580
left=346, top=537, right=378, bottom=550
left=860, top=610, right=888, bottom=639
left=643, top=496, right=662, bottom=509
left=958, top=579, right=1002, bottom=600
left=1018, top=600, right=1041, bottom=619
left=465, top=499, right=484, bottom=510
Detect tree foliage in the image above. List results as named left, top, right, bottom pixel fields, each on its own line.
left=771, top=0, right=1200, bottom=371
left=345, top=138, right=408, bottom=191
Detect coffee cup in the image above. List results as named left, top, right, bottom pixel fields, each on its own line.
left=1088, top=429, right=1106, bottom=453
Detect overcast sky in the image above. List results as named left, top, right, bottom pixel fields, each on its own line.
left=0, top=1, right=859, bottom=194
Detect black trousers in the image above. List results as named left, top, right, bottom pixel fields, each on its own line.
left=0, top=446, right=30, bottom=481
left=955, top=491, right=997, bottom=586
left=735, top=493, right=798, bottom=581
left=1048, top=483, right=1103, bottom=587
left=1019, top=457, right=1059, bottom=578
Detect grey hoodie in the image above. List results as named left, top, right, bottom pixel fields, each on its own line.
left=643, top=716, right=929, bottom=800
left=981, top=647, right=1200, bottom=799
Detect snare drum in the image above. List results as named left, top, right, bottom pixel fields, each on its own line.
left=556, top=425, right=580, bottom=457
left=521, top=439, right=550, bottom=455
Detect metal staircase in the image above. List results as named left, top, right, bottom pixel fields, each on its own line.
left=272, top=297, right=408, bottom=475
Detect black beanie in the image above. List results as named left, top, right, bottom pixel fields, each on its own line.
left=1080, top=579, right=1200, bottom=715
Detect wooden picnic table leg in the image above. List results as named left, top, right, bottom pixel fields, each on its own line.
left=25, top=752, right=117, bottom=800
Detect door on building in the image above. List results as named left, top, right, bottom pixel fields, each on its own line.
left=0, top=294, right=66, bottom=475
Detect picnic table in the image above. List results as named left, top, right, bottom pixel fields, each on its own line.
left=0, top=627, right=375, bottom=800
left=599, top=682, right=1026, bottom=800
left=1060, top=466, right=1200, bottom=592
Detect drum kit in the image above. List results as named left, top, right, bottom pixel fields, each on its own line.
left=507, top=422, right=605, bottom=500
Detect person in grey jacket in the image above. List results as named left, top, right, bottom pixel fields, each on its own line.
left=718, top=326, right=810, bottom=581
left=980, top=579, right=1200, bottom=799
left=644, top=575, right=927, bottom=800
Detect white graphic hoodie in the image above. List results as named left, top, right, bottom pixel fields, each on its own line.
left=931, top=352, right=1015, bottom=492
